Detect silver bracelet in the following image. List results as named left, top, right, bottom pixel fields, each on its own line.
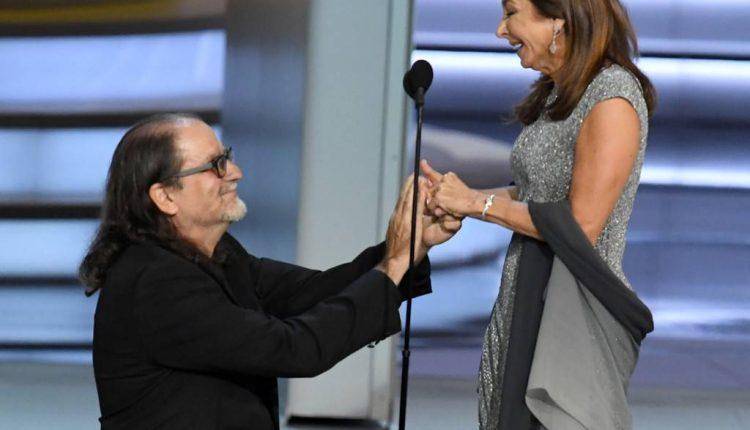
left=481, top=194, right=495, bottom=219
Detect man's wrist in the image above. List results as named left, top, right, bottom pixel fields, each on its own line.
left=375, top=256, right=409, bottom=285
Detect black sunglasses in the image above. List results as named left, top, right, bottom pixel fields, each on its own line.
left=167, top=147, right=234, bottom=181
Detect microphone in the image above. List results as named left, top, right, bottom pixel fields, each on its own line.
left=397, top=58, right=434, bottom=430
left=402, top=59, right=433, bottom=106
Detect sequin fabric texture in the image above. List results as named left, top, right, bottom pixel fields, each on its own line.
left=478, top=65, right=650, bottom=430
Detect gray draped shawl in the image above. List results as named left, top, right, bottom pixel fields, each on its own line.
left=487, top=200, right=653, bottom=430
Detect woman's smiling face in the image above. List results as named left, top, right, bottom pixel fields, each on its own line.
left=496, top=0, right=566, bottom=77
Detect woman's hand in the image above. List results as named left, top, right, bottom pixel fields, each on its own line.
left=421, top=159, right=486, bottom=218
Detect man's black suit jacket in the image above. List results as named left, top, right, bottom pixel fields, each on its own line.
left=92, top=234, right=430, bottom=429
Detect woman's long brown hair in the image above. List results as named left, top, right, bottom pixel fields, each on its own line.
left=514, top=0, right=657, bottom=125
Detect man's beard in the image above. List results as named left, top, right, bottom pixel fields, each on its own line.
left=221, top=197, right=247, bottom=222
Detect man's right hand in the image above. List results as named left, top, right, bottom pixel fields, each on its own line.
left=376, top=175, right=428, bottom=285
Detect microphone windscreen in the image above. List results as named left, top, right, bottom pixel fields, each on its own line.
left=403, top=60, right=434, bottom=99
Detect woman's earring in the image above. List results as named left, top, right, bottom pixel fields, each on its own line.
left=549, top=22, right=561, bottom=54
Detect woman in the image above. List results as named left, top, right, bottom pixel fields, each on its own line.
left=422, top=0, right=656, bottom=429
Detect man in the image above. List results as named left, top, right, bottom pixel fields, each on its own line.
left=80, top=113, right=461, bottom=429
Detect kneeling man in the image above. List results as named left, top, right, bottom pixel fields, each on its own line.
left=80, top=113, right=461, bottom=429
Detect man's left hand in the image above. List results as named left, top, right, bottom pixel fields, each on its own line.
left=422, top=213, right=462, bottom=248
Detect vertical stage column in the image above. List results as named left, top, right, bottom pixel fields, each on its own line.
left=223, top=0, right=413, bottom=424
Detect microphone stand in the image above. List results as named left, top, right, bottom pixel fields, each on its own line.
left=398, top=86, right=425, bottom=430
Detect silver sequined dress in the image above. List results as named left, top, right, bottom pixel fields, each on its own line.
left=478, top=65, right=650, bottom=430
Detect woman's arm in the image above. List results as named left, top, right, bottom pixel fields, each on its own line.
left=478, top=185, right=519, bottom=201
left=423, top=97, right=640, bottom=245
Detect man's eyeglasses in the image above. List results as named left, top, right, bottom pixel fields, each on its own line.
left=168, top=147, right=234, bottom=180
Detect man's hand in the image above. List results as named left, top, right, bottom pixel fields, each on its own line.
left=422, top=213, right=462, bottom=248
left=376, top=175, right=428, bottom=285
left=420, top=160, right=464, bottom=248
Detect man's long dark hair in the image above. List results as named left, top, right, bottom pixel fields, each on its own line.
left=79, top=113, right=201, bottom=296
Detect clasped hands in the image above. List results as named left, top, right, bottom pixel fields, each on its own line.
left=378, top=160, right=482, bottom=285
